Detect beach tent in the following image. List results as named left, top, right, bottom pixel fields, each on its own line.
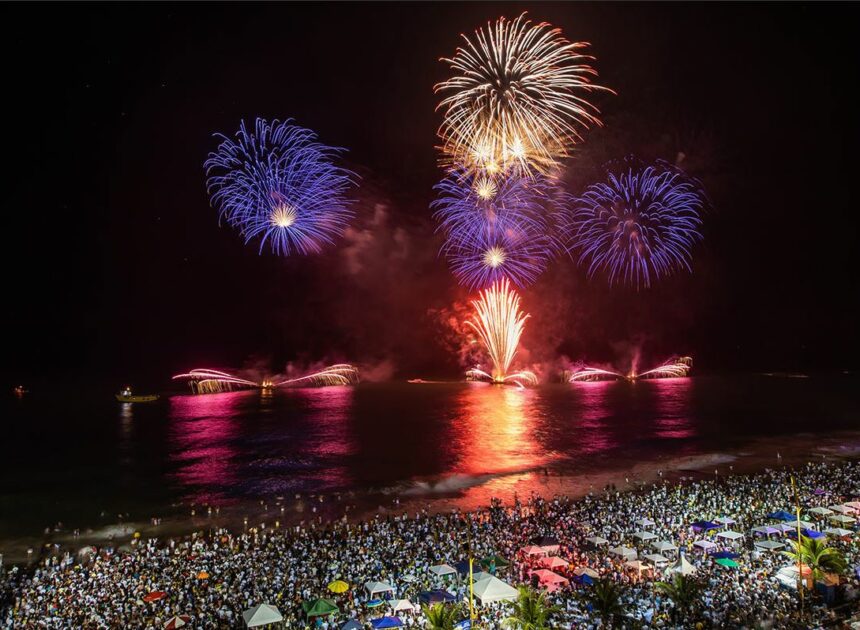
left=643, top=553, right=670, bottom=566
left=520, top=545, right=546, bottom=556
left=808, top=507, right=834, bottom=516
left=400, top=574, right=417, bottom=583
left=693, top=540, right=717, bottom=552
left=632, top=530, right=657, bottom=541
left=586, top=535, right=609, bottom=546
left=635, top=518, right=656, bottom=528
left=829, top=514, right=856, bottom=525
left=752, top=525, right=781, bottom=536
left=472, top=575, right=519, bottom=603
left=776, top=523, right=797, bottom=534
left=242, top=604, right=284, bottom=628
left=429, top=564, right=458, bottom=578
left=690, top=521, right=720, bottom=532
left=716, top=530, right=744, bottom=541
left=365, top=581, right=395, bottom=597
left=829, top=505, right=855, bottom=514
left=786, top=520, right=815, bottom=530
left=371, top=617, right=403, bottom=629
left=454, top=560, right=476, bottom=577
left=754, top=540, right=785, bottom=552
left=715, top=558, right=739, bottom=568
left=666, top=554, right=697, bottom=576
left=651, top=540, right=678, bottom=554
left=824, top=527, right=853, bottom=537
left=302, top=599, right=339, bottom=619
left=767, top=510, right=795, bottom=521
left=609, top=546, right=637, bottom=561
left=574, top=567, right=600, bottom=579
left=715, top=516, right=736, bottom=526
left=163, top=616, right=191, bottom=630
left=845, top=501, right=860, bottom=510
left=624, top=560, right=650, bottom=574
left=788, top=528, right=824, bottom=539
left=530, top=569, right=569, bottom=592
left=539, top=556, right=569, bottom=570
left=712, top=551, right=740, bottom=559
left=341, top=621, right=363, bottom=630
left=418, top=590, right=458, bottom=605
left=480, top=555, right=510, bottom=571
left=388, top=599, right=414, bottom=613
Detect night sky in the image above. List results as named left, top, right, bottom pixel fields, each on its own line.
left=5, top=3, right=858, bottom=389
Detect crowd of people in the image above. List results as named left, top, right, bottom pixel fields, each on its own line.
left=2, top=459, right=860, bottom=629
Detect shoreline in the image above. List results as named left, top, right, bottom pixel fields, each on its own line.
left=3, top=428, right=859, bottom=565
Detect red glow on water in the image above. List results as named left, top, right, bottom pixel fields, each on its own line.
left=651, top=378, right=694, bottom=439
left=576, top=380, right=617, bottom=453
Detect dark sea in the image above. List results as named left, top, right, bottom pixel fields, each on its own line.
left=2, top=374, right=859, bottom=561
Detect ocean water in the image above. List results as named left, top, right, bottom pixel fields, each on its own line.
left=2, top=374, right=859, bottom=558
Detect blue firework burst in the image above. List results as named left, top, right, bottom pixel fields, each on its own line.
left=204, top=118, right=356, bottom=256
left=569, top=161, right=705, bottom=288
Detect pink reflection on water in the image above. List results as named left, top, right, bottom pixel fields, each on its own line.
left=168, top=391, right=248, bottom=503
left=291, top=386, right=355, bottom=487
left=574, top=380, right=617, bottom=454
left=650, top=377, right=695, bottom=439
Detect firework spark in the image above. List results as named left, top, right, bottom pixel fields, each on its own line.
left=568, top=356, right=693, bottom=382
left=204, top=118, right=356, bottom=256
left=435, top=13, right=612, bottom=174
left=432, top=170, right=566, bottom=289
left=173, top=364, right=359, bottom=394
left=466, top=279, right=537, bottom=387
left=568, top=160, right=706, bottom=288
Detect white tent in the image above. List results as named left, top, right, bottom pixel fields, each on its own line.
left=785, top=520, right=814, bottom=530
left=845, top=501, right=860, bottom=510
left=242, top=604, right=283, bottom=628
left=429, top=564, right=457, bottom=577
left=609, top=546, right=637, bottom=561
left=808, top=507, right=833, bottom=516
left=715, top=516, right=736, bottom=525
left=574, top=567, right=600, bottom=579
left=824, top=527, right=854, bottom=537
left=667, top=554, right=697, bottom=576
left=693, top=539, right=717, bottom=552
left=365, top=581, right=395, bottom=597
left=472, top=575, right=518, bottom=603
left=632, top=530, right=657, bottom=541
left=586, top=535, right=609, bottom=546
left=716, top=530, right=744, bottom=541
left=754, top=540, right=785, bottom=551
left=651, top=540, right=678, bottom=554
left=829, top=505, right=853, bottom=514
left=635, top=518, right=656, bottom=528
left=830, top=514, right=856, bottom=525
left=751, top=525, right=781, bottom=536
left=388, top=599, right=415, bottom=613
left=624, top=560, right=650, bottom=573
left=643, top=553, right=670, bottom=565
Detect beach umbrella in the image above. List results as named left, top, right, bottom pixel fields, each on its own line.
left=367, top=599, right=385, bottom=608
left=328, top=580, right=350, bottom=594
left=242, top=603, right=283, bottom=627
left=302, top=598, right=340, bottom=618
left=163, top=616, right=191, bottom=629
left=371, top=617, right=403, bottom=629
left=574, top=567, right=600, bottom=579
left=143, top=591, right=167, bottom=603
left=196, top=571, right=210, bottom=580
left=715, top=558, right=739, bottom=568
left=712, top=551, right=740, bottom=559
left=341, top=621, right=362, bottom=630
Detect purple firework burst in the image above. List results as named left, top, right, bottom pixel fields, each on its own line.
left=204, top=118, right=356, bottom=256
left=569, top=161, right=705, bottom=288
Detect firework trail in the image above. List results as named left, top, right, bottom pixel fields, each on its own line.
left=466, top=279, right=537, bottom=388
left=568, top=356, right=693, bottom=382
left=568, top=160, right=706, bottom=288
left=432, top=170, right=569, bottom=289
left=173, top=365, right=359, bottom=394
left=435, top=13, right=612, bottom=175
left=204, top=118, right=356, bottom=256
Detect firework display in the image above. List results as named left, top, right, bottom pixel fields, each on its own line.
left=466, top=279, right=537, bottom=388
left=435, top=13, right=610, bottom=175
left=204, top=118, right=356, bottom=256
left=568, top=356, right=693, bottom=382
left=172, top=365, right=359, bottom=394
left=568, top=161, right=705, bottom=288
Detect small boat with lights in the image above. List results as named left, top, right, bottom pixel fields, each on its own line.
left=115, top=387, right=159, bottom=403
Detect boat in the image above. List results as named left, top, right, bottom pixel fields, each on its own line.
left=115, top=387, right=159, bottom=403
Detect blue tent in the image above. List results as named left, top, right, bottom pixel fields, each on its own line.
left=341, top=622, right=363, bottom=630
left=418, top=589, right=458, bottom=605
left=767, top=510, right=795, bottom=521
left=371, top=617, right=403, bottom=629
left=712, top=551, right=740, bottom=559
left=787, top=528, right=824, bottom=539
left=690, top=521, right=720, bottom=532
left=454, top=560, right=475, bottom=576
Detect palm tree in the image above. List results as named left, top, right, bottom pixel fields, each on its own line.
left=502, top=586, right=561, bottom=629
left=654, top=573, right=702, bottom=624
left=782, top=534, right=847, bottom=583
left=422, top=602, right=463, bottom=630
left=581, top=579, right=625, bottom=629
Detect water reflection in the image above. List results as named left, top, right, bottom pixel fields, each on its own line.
left=649, top=378, right=695, bottom=439
left=572, top=380, right=617, bottom=454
